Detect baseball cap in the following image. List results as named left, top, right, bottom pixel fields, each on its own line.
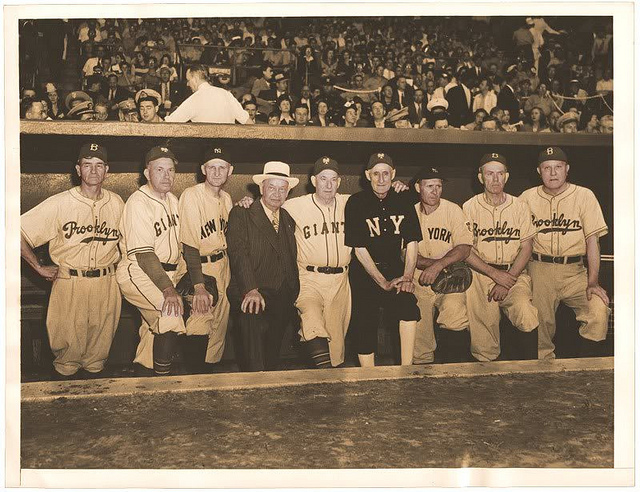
left=67, top=100, right=95, bottom=119
left=367, top=152, right=394, bottom=170
left=414, top=166, right=447, bottom=182
left=145, top=146, right=177, bottom=165
left=538, top=146, right=568, bottom=165
left=78, top=142, right=108, bottom=162
left=203, top=146, right=231, bottom=165
left=479, top=152, right=508, bottom=167
left=312, top=156, right=339, bottom=176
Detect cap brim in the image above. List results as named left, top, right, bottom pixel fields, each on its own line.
left=252, top=174, right=299, bottom=188
left=204, top=157, right=231, bottom=166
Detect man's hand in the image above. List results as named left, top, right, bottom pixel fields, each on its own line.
left=162, top=286, right=184, bottom=317
left=235, top=195, right=254, bottom=209
left=419, top=261, right=444, bottom=286
left=191, top=283, right=213, bottom=315
left=391, top=277, right=415, bottom=294
left=391, top=180, right=409, bottom=193
left=490, top=269, right=518, bottom=289
left=587, top=283, right=610, bottom=306
left=37, top=265, right=59, bottom=282
left=241, top=288, right=266, bottom=314
left=488, top=284, right=509, bottom=302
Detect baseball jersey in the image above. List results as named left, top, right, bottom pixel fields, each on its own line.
left=463, top=193, right=537, bottom=264
left=21, top=187, right=124, bottom=269
left=283, top=193, right=351, bottom=268
left=415, top=199, right=473, bottom=260
left=178, top=183, right=233, bottom=255
left=345, top=189, right=422, bottom=264
left=519, top=184, right=608, bottom=257
left=119, top=184, right=181, bottom=266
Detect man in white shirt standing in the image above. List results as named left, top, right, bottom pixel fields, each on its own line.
left=165, top=65, right=252, bottom=124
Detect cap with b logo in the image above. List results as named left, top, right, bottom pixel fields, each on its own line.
left=203, top=147, right=231, bottom=165
left=414, top=166, right=447, bottom=182
left=538, top=146, right=568, bottom=165
left=145, top=146, right=177, bottom=165
left=78, top=142, right=107, bottom=163
left=312, top=156, right=339, bottom=176
left=367, top=152, right=394, bottom=170
left=480, top=152, right=508, bottom=167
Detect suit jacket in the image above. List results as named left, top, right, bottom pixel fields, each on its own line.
left=497, top=84, right=520, bottom=123
left=227, top=200, right=299, bottom=302
left=101, top=86, right=130, bottom=104
left=407, top=100, right=427, bottom=126
left=446, top=84, right=472, bottom=127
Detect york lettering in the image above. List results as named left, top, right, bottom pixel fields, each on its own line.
left=427, top=227, right=452, bottom=243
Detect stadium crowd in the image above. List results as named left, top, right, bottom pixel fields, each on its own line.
left=20, top=16, right=613, bottom=132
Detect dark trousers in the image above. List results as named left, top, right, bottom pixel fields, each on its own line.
left=348, top=260, right=420, bottom=355
left=232, top=286, right=296, bottom=372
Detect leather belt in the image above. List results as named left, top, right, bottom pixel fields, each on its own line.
left=306, top=265, right=347, bottom=274
left=69, top=264, right=117, bottom=278
left=532, top=253, right=583, bottom=265
left=488, top=263, right=511, bottom=271
left=200, top=251, right=226, bottom=263
left=161, top=262, right=178, bottom=271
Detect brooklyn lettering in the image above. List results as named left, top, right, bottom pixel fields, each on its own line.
left=63, top=220, right=120, bottom=244
left=303, top=221, right=344, bottom=240
left=532, top=213, right=582, bottom=235
left=473, top=221, right=521, bottom=244
left=154, top=213, right=179, bottom=237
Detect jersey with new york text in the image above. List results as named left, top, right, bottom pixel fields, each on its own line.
left=415, top=199, right=473, bottom=260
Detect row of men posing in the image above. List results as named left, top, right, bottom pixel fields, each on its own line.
left=20, top=144, right=611, bottom=378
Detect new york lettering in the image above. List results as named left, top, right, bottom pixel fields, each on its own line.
left=427, top=227, right=452, bottom=243
left=532, top=213, right=582, bottom=235
left=63, top=220, right=120, bottom=245
left=303, top=221, right=345, bottom=240
left=366, top=215, right=404, bottom=237
left=200, top=216, right=228, bottom=240
left=473, top=221, right=521, bottom=244
left=154, top=213, right=179, bottom=237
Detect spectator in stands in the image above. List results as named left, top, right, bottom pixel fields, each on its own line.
left=267, top=111, right=280, bottom=126
left=432, top=74, right=448, bottom=100
left=82, top=45, right=105, bottom=77
left=159, top=53, right=179, bottom=81
left=103, top=74, right=130, bottom=117
left=252, top=62, right=274, bottom=114
left=583, top=113, right=600, bottom=134
left=462, top=108, right=487, bottom=131
left=132, top=52, right=149, bottom=77
left=497, top=64, right=520, bottom=123
left=118, top=62, right=141, bottom=93
left=522, top=106, right=550, bottom=132
left=308, top=99, right=334, bottom=127
left=341, top=102, right=358, bottom=128
left=117, top=98, right=139, bottom=122
left=556, top=111, right=579, bottom=133
left=298, top=45, right=321, bottom=87
left=595, top=67, right=613, bottom=95
left=293, top=103, right=310, bottom=126
left=524, top=82, right=554, bottom=116
left=258, top=73, right=289, bottom=112
left=276, top=94, right=295, bottom=125
left=157, top=66, right=183, bottom=115
left=432, top=114, right=451, bottom=130
left=94, top=101, right=109, bottom=121
left=135, top=89, right=163, bottom=123
left=85, top=75, right=105, bottom=104
left=446, top=70, right=472, bottom=128
left=366, top=100, right=394, bottom=128
left=471, top=77, right=497, bottom=114
left=24, top=100, right=47, bottom=120
left=44, top=82, right=65, bottom=119
left=321, top=48, right=338, bottom=79
left=407, top=88, right=427, bottom=128
left=297, top=85, right=314, bottom=117
left=142, top=57, right=161, bottom=88
left=599, top=114, right=613, bottom=133
left=243, top=99, right=264, bottom=124
left=480, top=115, right=500, bottom=131
left=547, top=109, right=561, bottom=132
left=66, top=100, right=96, bottom=120
left=165, top=65, right=251, bottom=124
left=379, top=84, right=399, bottom=113
left=566, top=79, right=588, bottom=112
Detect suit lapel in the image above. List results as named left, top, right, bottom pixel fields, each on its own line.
left=249, top=200, right=279, bottom=252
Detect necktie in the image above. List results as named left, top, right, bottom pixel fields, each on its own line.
left=271, top=211, right=279, bottom=232
left=162, top=83, right=168, bottom=102
left=109, top=89, right=115, bottom=100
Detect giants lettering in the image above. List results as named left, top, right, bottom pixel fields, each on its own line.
left=303, top=221, right=344, bottom=240
left=154, top=213, right=179, bottom=237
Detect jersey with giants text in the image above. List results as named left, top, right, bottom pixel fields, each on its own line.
left=519, top=184, right=607, bottom=257
left=463, top=193, right=536, bottom=264
left=21, top=187, right=124, bottom=269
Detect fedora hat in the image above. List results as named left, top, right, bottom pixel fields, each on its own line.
left=252, top=161, right=299, bottom=188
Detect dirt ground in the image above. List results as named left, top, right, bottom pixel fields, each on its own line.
left=21, top=369, right=613, bottom=469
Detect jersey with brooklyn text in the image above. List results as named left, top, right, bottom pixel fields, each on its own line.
left=21, top=187, right=124, bottom=270
left=415, top=199, right=473, bottom=260
left=463, top=193, right=536, bottom=264
left=283, top=193, right=351, bottom=268
left=178, top=183, right=233, bottom=255
left=519, top=184, right=607, bottom=257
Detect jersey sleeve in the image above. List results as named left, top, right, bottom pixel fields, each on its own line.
left=20, top=195, right=61, bottom=248
left=581, top=189, right=608, bottom=239
left=178, top=187, right=201, bottom=250
left=450, top=203, right=473, bottom=246
left=123, top=194, right=156, bottom=258
left=400, top=192, right=422, bottom=244
left=344, top=194, right=369, bottom=248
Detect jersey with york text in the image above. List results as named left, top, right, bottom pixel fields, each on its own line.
left=415, top=199, right=473, bottom=260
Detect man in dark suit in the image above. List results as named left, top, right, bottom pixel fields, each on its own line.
left=102, top=74, right=131, bottom=118
left=497, top=64, right=521, bottom=123
left=227, top=161, right=300, bottom=372
left=156, top=66, right=185, bottom=118
left=445, top=70, right=472, bottom=128
left=407, top=88, right=428, bottom=127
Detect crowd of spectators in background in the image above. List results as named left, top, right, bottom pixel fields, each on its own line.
left=19, top=16, right=613, bottom=133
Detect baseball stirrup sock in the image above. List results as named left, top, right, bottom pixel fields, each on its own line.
left=578, top=337, right=605, bottom=358
left=153, top=332, right=178, bottom=375
left=517, top=328, right=539, bottom=360
left=440, top=328, right=471, bottom=363
left=305, top=338, right=332, bottom=368
left=399, top=321, right=417, bottom=366
left=358, top=353, right=375, bottom=367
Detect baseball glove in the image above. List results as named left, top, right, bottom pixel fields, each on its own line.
left=175, top=273, right=219, bottom=308
left=429, top=262, right=473, bottom=294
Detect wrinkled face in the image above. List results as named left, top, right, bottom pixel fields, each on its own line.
left=538, top=160, right=569, bottom=191
left=371, top=102, right=385, bottom=120
left=531, top=108, right=541, bottom=122
left=481, top=162, right=507, bottom=194
left=434, top=119, right=449, bottom=130
left=279, top=99, right=291, bottom=114
left=344, top=108, right=357, bottom=125
left=76, top=157, right=108, bottom=187
left=294, top=107, right=309, bottom=124
left=481, top=120, right=498, bottom=131
left=139, top=100, right=158, bottom=122
left=94, top=105, right=108, bottom=121
left=600, top=118, right=613, bottom=134
left=313, top=169, right=340, bottom=201
left=561, top=121, right=578, bottom=134
left=261, top=178, right=289, bottom=210
left=201, top=159, right=233, bottom=188
left=145, top=157, right=176, bottom=194
left=365, top=163, right=395, bottom=197
left=417, top=178, right=443, bottom=207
